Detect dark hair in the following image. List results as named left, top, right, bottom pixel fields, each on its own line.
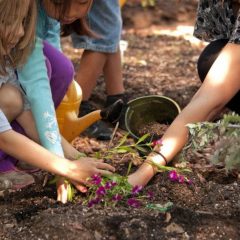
left=61, top=18, right=95, bottom=37
left=48, top=0, right=95, bottom=37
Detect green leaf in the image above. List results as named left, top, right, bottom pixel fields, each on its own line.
left=114, top=146, right=134, bottom=153
left=67, top=184, right=75, bottom=202
left=116, top=133, right=129, bottom=148
left=126, top=161, right=133, bottom=176
left=95, top=151, right=102, bottom=159
left=106, top=174, right=123, bottom=183
left=48, top=176, right=58, bottom=185
left=135, top=145, right=149, bottom=154
left=146, top=202, right=173, bottom=212
left=136, top=133, right=150, bottom=145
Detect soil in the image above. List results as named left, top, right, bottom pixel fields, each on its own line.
left=138, top=122, right=168, bottom=140
left=1, top=1, right=240, bottom=239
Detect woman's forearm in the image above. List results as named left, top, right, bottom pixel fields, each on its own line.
left=160, top=95, right=222, bottom=161
left=159, top=43, right=240, bottom=164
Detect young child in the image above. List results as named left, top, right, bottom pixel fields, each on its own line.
left=0, top=0, right=37, bottom=188
left=128, top=0, right=240, bottom=187
left=71, top=0, right=126, bottom=140
left=0, top=0, right=115, bottom=203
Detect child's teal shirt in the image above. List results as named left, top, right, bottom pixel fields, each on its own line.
left=17, top=1, right=64, bottom=157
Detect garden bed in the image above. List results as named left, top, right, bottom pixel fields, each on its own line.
left=1, top=1, right=240, bottom=239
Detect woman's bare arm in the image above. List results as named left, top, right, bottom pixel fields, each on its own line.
left=128, top=43, right=240, bottom=186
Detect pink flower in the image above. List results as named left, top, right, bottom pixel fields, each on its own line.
left=91, top=174, right=102, bottom=185
left=152, top=139, right=163, bottom=147
left=111, top=182, right=117, bottom=187
left=131, top=185, right=143, bottom=195
left=147, top=191, right=154, bottom=200
left=112, top=194, right=122, bottom=202
left=127, top=198, right=141, bottom=208
left=168, top=170, right=179, bottom=182
left=88, top=197, right=101, bottom=207
left=96, top=186, right=106, bottom=195
left=105, top=181, right=117, bottom=190
left=187, top=179, right=193, bottom=185
left=178, top=175, right=185, bottom=184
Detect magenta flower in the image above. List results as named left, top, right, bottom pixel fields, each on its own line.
left=112, top=194, right=122, bottom=202
left=147, top=191, right=154, bottom=200
left=152, top=139, right=163, bottom=147
left=104, top=181, right=112, bottom=189
left=96, top=186, right=106, bottom=195
left=187, top=179, right=193, bottom=185
left=178, top=175, right=185, bottom=184
left=88, top=201, right=94, bottom=208
left=131, top=185, right=143, bottom=195
left=169, top=170, right=179, bottom=182
left=127, top=198, right=141, bottom=208
left=91, top=174, right=102, bottom=185
left=105, top=181, right=117, bottom=190
left=111, top=182, right=117, bottom=187
left=88, top=197, right=101, bottom=207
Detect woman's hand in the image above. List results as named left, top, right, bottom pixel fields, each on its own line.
left=128, top=153, right=166, bottom=187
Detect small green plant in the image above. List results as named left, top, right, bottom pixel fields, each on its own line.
left=95, top=133, right=152, bottom=160
left=83, top=174, right=152, bottom=208
left=78, top=134, right=191, bottom=206
left=187, top=112, right=240, bottom=171
left=81, top=166, right=191, bottom=208
left=52, top=133, right=192, bottom=203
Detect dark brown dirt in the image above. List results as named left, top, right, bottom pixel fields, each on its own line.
left=138, top=122, right=168, bottom=140
left=1, top=1, right=240, bottom=239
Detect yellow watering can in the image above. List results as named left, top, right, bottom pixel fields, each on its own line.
left=56, top=80, right=123, bottom=142
left=57, top=1, right=126, bottom=142
left=119, top=0, right=127, bottom=7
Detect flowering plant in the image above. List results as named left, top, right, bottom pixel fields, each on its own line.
left=187, top=113, right=240, bottom=171
left=53, top=133, right=192, bottom=203
left=168, top=170, right=192, bottom=185
left=82, top=174, right=154, bottom=208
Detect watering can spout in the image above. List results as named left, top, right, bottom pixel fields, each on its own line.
left=56, top=80, right=123, bottom=142
left=63, top=109, right=102, bottom=142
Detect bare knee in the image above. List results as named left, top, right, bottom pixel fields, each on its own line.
left=0, top=84, right=24, bottom=121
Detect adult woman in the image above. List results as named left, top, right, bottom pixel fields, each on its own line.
left=128, top=0, right=240, bottom=186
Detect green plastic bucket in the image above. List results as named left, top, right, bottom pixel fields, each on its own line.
left=125, top=95, right=181, bottom=140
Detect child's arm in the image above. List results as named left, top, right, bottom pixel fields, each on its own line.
left=128, top=43, right=240, bottom=187
left=16, top=110, right=80, bottom=161
left=61, top=136, right=82, bottom=160
left=17, top=37, right=69, bottom=202
left=0, top=129, right=115, bottom=184
left=18, top=37, right=64, bottom=157
left=37, top=2, right=61, bottom=51
left=45, top=18, right=61, bottom=51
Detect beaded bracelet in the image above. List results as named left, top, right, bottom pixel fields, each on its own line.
left=152, top=150, right=168, bottom=165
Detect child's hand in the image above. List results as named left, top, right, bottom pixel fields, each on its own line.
left=67, top=157, right=115, bottom=184
left=57, top=177, right=68, bottom=203
left=56, top=177, right=89, bottom=204
left=56, top=158, right=115, bottom=204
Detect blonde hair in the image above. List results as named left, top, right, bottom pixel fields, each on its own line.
left=0, top=0, right=37, bottom=75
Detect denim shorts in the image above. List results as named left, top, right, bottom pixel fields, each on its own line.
left=71, top=0, right=122, bottom=53
left=0, top=68, right=30, bottom=111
